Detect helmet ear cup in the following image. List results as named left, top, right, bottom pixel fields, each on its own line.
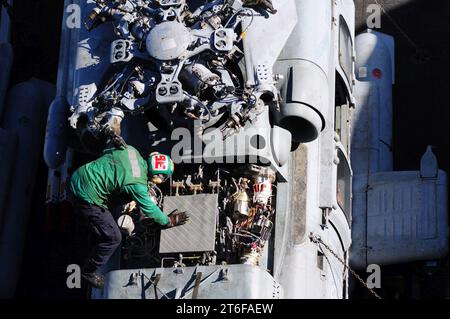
left=151, top=175, right=164, bottom=184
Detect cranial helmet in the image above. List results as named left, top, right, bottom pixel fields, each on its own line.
left=147, top=152, right=174, bottom=184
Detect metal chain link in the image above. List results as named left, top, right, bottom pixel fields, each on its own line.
left=309, top=233, right=382, bottom=300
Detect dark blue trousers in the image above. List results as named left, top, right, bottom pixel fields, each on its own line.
left=74, top=200, right=122, bottom=273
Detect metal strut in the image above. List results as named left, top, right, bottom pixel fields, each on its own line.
left=191, top=272, right=203, bottom=299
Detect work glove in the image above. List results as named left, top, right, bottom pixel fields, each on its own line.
left=243, top=0, right=277, bottom=14
left=163, top=209, right=190, bottom=229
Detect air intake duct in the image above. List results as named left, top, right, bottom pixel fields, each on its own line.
left=278, top=62, right=326, bottom=143
left=274, top=0, right=331, bottom=143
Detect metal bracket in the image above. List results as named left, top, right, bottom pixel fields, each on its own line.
left=110, top=39, right=134, bottom=63
left=191, top=272, right=203, bottom=299
left=152, top=273, right=161, bottom=299
left=320, top=207, right=332, bottom=229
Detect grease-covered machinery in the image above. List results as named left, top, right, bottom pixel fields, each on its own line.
left=40, top=0, right=358, bottom=299
left=119, top=164, right=276, bottom=268
left=0, top=0, right=370, bottom=299
left=0, top=0, right=446, bottom=299
left=58, top=0, right=286, bottom=270
left=66, top=0, right=289, bottom=152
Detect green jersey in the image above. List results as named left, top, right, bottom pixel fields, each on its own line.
left=70, top=145, right=169, bottom=225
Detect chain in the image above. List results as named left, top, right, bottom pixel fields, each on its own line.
left=309, top=233, right=382, bottom=300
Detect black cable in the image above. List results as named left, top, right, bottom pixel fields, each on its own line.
left=184, top=91, right=212, bottom=123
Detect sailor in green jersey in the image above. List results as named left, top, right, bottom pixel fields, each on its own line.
left=70, top=146, right=189, bottom=288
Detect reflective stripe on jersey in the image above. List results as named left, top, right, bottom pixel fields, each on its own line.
left=128, top=148, right=141, bottom=177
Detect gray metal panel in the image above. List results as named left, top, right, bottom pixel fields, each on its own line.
left=100, top=264, right=282, bottom=299
left=159, top=194, right=218, bottom=253
left=353, top=170, right=448, bottom=268
left=242, top=0, right=297, bottom=85
left=354, top=31, right=394, bottom=173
